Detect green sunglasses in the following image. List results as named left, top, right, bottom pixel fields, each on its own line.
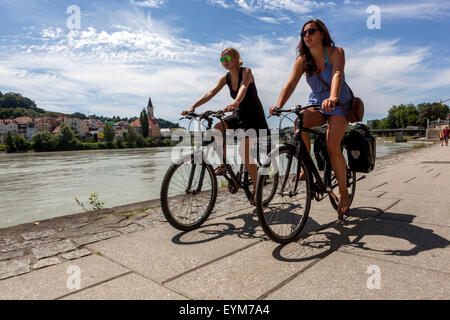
left=220, top=55, right=232, bottom=63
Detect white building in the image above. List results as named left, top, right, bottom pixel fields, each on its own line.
left=64, top=118, right=89, bottom=138
left=0, top=121, right=19, bottom=144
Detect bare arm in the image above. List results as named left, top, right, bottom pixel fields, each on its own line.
left=223, top=68, right=253, bottom=112
left=270, top=56, right=304, bottom=114
left=322, top=47, right=345, bottom=112
left=182, top=75, right=227, bottom=115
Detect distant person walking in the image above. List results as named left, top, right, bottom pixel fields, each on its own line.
left=440, top=130, right=445, bottom=146
left=443, top=126, right=449, bottom=146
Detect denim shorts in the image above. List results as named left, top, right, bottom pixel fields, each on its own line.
left=319, top=103, right=350, bottom=120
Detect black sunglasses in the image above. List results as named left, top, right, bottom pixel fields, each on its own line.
left=301, top=28, right=319, bottom=38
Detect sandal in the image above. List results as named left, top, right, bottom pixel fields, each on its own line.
left=337, top=191, right=352, bottom=219
left=215, top=165, right=227, bottom=176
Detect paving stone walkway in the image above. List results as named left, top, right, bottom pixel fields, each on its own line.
left=0, top=142, right=449, bottom=300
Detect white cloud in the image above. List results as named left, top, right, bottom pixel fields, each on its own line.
left=344, top=1, right=450, bottom=20
left=206, top=0, right=335, bottom=16
left=1, top=8, right=449, bottom=124
left=129, top=0, right=167, bottom=8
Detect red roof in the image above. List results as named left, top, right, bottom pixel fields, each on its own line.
left=14, top=116, right=32, bottom=124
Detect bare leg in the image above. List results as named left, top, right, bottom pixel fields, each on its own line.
left=213, top=121, right=229, bottom=174
left=326, top=115, right=350, bottom=214
left=298, top=109, right=326, bottom=153
left=240, top=136, right=258, bottom=192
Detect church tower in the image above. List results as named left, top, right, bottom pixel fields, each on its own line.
left=146, top=97, right=161, bottom=137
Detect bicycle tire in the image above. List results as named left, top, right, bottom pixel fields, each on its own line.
left=160, top=159, right=217, bottom=231
left=243, top=169, right=279, bottom=207
left=255, top=145, right=311, bottom=243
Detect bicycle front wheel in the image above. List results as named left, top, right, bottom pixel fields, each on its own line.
left=160, top=159, right=217, bottom=231
left=255, top=145, right=311, bottom=243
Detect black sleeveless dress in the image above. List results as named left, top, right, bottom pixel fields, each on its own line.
left=224, top=67, right=269, bottom=131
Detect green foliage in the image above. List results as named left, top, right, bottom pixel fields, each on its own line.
left=75, top=193, right=105, bottom=211
left=4, top=133, right=31, bottom=152
left=372, top=102, right=449, bottom=129
left=59, top=123, right=75, bottom=149
left=140, top=109, right=149, bottom=138
left=0, top=92, right=42, bottom=112
left=126, top=126, right=137, bottom=148
left=32, top=131, right=59, bottom=151
left=0, top=144, right=6, bottom=151
left=163, top=137, right=174, bottom=147
left=103, top=124, right=115, bottom=144
left=13, top=134, right=31, bottom=151
left=5, top=132, right=15, bottom=152
left=157, top=118, right=180, bottom=129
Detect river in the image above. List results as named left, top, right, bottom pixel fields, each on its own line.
left=0, top=142, right=417, bottom=228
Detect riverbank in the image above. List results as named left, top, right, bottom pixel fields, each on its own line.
left=1, top=141, right=449, bottom=299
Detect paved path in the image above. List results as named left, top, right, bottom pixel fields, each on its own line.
left=1, top=143, right=449, bottom=300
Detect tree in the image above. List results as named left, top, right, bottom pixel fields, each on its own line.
left=126, top=126, right=137, bottom=147
left=369, top=119, right=380, bottom=130
left=33, top=132, right=58, bottom=151
left=417, top=102, right=450, bottom=127
left=5, top=132, right=15, bottom=152
left=140, top=109, right=149, bottom=138
left=103, top=124, right=115, bottom=144
left=59, top=123, right=75, bottom=148
left=13, top=134, right=30, bottom=151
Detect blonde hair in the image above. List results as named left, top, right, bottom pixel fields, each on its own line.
left=222, top=47, right=244, bottom=66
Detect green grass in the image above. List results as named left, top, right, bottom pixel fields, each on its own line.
left=413, top=143, right=426, bottom=149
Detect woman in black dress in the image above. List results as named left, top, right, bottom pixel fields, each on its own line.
left=182, top=48, right=268, bottom=204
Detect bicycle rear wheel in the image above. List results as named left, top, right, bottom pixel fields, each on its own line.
left=255, top=145, right=311, bottom=243
left=160, top=158, right=217, bottom=231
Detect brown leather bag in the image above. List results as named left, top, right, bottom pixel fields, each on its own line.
left=316, top=71, right=364, bottom=123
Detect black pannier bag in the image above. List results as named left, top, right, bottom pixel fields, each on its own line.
left=345, top=124, right=376, bottom=173
left=313, top=134, right=329, bottom=171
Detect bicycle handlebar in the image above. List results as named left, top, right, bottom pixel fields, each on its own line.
left=179, top=110, right=227, bottom=121
left=269, top=103, right=321, bottom=118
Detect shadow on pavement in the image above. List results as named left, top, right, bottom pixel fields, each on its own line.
left=171, top=210, right=265, bottom=245
left=273, top=207, right=450, bottom=262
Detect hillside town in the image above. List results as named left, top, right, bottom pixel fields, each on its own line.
left=0, top=98, right=177, bottom=145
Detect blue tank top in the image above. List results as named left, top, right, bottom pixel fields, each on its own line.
left=306, top=48, right=352, bottom=108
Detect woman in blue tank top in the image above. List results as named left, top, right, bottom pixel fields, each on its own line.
left=270, top=19, right=353, bottom=216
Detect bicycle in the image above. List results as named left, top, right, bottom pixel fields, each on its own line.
left=255, top=104, right=366, bottom=243
left=160, top=110, right=279, bottom=231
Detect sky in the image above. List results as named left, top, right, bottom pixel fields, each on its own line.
left=0, top=0, right=449, bottom=127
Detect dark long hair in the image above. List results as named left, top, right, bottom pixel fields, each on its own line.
left=297, top=19, right=335, bottom=76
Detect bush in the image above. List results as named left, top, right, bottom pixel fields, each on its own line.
left=32, top=131, right=59, bottom=151
left=0, top=145, right=6, bottom=151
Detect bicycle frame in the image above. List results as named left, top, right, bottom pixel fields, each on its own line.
left=180, top=111, right=252, bottom=197
left=271, top=105, right=342, bottom=203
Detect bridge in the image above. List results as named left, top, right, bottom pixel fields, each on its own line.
left=369, top=128, right=426, bottom=137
